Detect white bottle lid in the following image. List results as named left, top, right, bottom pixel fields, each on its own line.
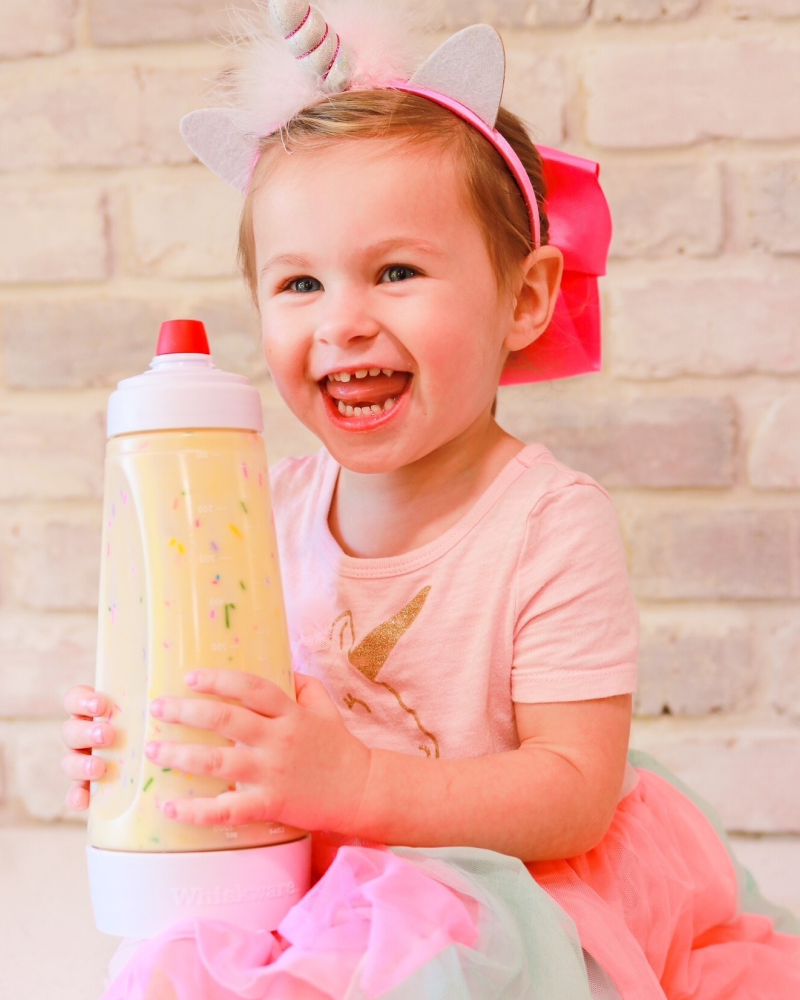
left=107, top=319, right=264, bottom=438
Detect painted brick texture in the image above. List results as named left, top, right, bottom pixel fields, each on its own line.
left=0, top=0, right=797, bottom=849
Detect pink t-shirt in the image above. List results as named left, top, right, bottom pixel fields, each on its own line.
left=271, top=443, right=639, bottom=766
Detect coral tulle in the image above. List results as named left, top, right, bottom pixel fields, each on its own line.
left=103, top=767, right=800, bottom=1000
left=528, top=767, right=800, bottom=998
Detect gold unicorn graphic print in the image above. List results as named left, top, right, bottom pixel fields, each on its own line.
left=329, top=586, right=440, bottom=758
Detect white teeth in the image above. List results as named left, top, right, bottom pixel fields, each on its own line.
left=383, top=369, right=393, bottom=377
left=369, top=368, right=380, bottom=377
left=355, top=369, right=368, bottom=379
left=327, top=374, right=334, bottom=382
left=339, top=372, right=351, bottom=382
left=333, top=394, right=398, bottom=419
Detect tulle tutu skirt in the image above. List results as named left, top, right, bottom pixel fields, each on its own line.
left=102, top=753, right=800, bottom=1000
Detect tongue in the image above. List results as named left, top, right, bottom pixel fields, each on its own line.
left=326, top=372, right=410, bottom=405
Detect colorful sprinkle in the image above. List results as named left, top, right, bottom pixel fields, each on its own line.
left=241, top=501, right=248, bottom=514
left=258, top=472, right=263, bottom=487
left=224, top=603, right=236, bottom=629
left=163, top=641, right=171, bottom=650
left=239, top=580, right=246, bottom=591
left=173, top=498, right=179, bottom=510
left=210, top=541, right=219, bottom=552
left=229, top=524, right=242, bottom=539
left=241, top=462, right=249, bottom=479
left=121, top=491, right=129, bottom=506
left=109, top=604, right=117, bottom=624
left=161, top=768, right=172, bottom=773
left=143, top=777, right=154, bottom=792
left=209, top=609, right=216, bottom=620
left=169, top=539, right=186, bottom=555
left=195, top=519, right=201, bottom=528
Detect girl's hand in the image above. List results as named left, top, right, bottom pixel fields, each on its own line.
left=145, top=670, right=371, bottom=833
left=60, top=685, right=115, bottom=811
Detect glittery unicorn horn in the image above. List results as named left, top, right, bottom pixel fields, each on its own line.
left=268, top=0, right=352, bottom=92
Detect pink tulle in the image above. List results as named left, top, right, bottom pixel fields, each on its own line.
left=102, top=847, right=479, bottom=1000
left=528, top=768, right=800, bottom=999
left=104, top=769, right=800, bottom=1000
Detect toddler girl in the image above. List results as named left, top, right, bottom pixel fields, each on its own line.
left=61, top=4, right=800, bottom=998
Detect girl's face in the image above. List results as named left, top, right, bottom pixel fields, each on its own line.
left=253, top=139, right=521, bottom=474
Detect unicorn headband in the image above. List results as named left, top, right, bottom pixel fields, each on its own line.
left=181, top=1, right=612, bottom=385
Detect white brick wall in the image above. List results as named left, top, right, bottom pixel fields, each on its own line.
left=0, top=2, right=798, bottom=871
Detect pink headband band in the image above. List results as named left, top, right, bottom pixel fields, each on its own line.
left=393, top=84, right=613, bottom=385
left=392, top=83, right=542, bottom=250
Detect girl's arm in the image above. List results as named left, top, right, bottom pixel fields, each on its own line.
left=146, top=671, right=632, bottom=862
left=356, top=694, right=632, bottom=860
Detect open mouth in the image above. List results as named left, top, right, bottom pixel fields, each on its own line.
left=320, top=368, right=412, bottom=425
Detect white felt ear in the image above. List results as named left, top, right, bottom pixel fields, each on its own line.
left=408, top=24, right=505, bottom=128
left=179, top=109, right=257, bottom=195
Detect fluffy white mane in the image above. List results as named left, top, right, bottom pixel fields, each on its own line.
left=217, top=0, right=428, bottom=140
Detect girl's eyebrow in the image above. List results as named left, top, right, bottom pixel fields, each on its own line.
left=260, top=238, right=446, bottom=277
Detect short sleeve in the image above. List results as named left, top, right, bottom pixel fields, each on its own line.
left=511, top=482, right=639, bottom=704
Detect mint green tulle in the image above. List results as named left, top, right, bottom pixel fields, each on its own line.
left=387, top=846, right=599, bottom=1000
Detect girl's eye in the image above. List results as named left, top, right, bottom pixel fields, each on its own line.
left=381, top=265, right=417, bottom=284
left=286, top=277, right=321, bottom=294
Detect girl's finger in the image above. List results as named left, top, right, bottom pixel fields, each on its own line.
left=61, top=751, right=106, bottom=782
left=64, top=686, right=108, bottom=719
left=145, top=741, right=254, bottom=782
left=184, top=670, right=292, bottom=719
left=162, top=789, right=271, bottom=827
left=67, top=784, right=90, bottom=811
left=61, top=718, right=115, bottom=751
left=150, top=696, right=264, bottom=745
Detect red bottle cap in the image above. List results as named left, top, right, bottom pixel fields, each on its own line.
left=156, top=319, right=210, bottom=356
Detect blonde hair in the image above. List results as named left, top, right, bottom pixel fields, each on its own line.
left=238, top=89, right=549, bottom=301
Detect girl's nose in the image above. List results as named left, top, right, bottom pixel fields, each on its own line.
left=314, top=287, right=380, bottom=348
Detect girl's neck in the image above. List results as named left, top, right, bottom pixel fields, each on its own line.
left=328, top=418, right=525, bottom=559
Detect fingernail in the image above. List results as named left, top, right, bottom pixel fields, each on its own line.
left=150, top=699, right=164, bottom=718
left=91, top=725, right=106, bottom=745
left=185, top=671, right=199, bottom=688
left=83, top=756, right=98, bottom=778
left=163, top=802, right=177, bottom=819
left=144, top=742, right=159, bottom=761
left=85, top=697, right=102, bottom=715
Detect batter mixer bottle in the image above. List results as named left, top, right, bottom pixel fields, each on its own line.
left=86, top=319, right=310, bottom=938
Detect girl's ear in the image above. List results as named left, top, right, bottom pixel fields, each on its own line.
left=503, top=246, right=564, bottom=354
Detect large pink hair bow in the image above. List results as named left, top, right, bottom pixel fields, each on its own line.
left=180, top=6, right=612, bottom=385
